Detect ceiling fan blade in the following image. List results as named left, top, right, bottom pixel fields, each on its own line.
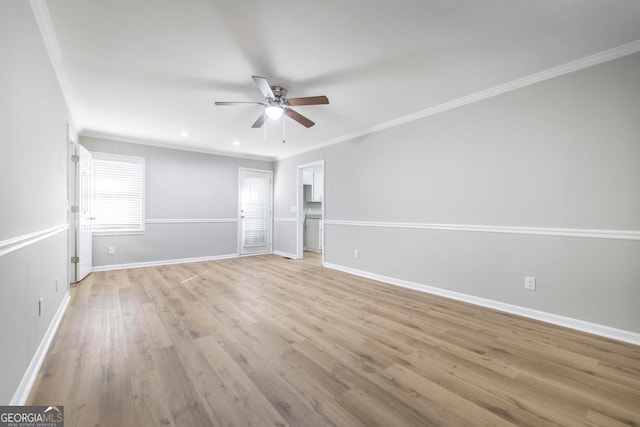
left=285, top=96, right=329, bottom=106
left=285, top=108, right=315, bottom=128
left=252, top=76, right=275, bottom=100
left=251, top=112, right=266, bottom=128
left=214, top=101, right=264, bottom=106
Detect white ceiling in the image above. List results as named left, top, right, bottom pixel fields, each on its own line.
left=45, top=0, right=640, bottom=160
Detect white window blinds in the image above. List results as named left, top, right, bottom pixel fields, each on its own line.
left=92, top=152, right=145, bottom=233
left=242, top=174, right=270, bottom=246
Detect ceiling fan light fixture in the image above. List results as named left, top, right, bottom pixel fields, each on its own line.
left=265, top=105, right=284, bottom=120
left=214, top=76, right=327, bottom=128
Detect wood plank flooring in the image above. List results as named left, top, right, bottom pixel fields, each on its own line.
left=29, top=252, right=640, bottom=426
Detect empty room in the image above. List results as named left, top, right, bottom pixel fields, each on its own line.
left=2, top=1, right=639, bottom=426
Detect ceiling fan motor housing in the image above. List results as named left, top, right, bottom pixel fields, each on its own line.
left=270, top=86, right=287, bottom=102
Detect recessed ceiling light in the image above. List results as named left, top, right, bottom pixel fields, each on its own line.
left=232, top=140, right=241, bottom=146
left=179, top=131, right=189, bottom=137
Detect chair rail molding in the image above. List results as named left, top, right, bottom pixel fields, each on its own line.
left=0, top=224, right=69, bottom=257
left=274, top=217, right=297, bottom=222
left=323, top=220, right=640, bottom=241
left=145, top=218, right=238, bottom=224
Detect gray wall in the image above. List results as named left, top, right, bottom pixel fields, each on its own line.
left=273, top=220, right=297, bottom=256
left=274, top=53, right=640, bottom=333
left=0, top=2, right=72, bottom=403
left=80, top=136, right=272, bottom=267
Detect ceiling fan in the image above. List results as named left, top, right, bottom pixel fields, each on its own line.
left=215, top=76, right=329, bottom=128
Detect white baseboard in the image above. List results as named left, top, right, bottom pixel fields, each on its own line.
left=273, top=250, right=300, bottom=259
left=323, top=262, right=640, bottom=346
left=11, top=291, right=71, bottom=405
left=92, top=253, right=239, bottom=272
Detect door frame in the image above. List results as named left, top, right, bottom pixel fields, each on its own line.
left=75, top=144, right=94, bottom=281
left=67, top=126, right=77, bottom=284
left=237, top=167, right=273, bottom=256
left=296, top=159, right=324, bottom=261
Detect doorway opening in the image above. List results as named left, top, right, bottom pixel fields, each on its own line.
left=296, top=160, right=324, bottom=262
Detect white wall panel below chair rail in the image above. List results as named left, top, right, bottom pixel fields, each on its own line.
left=273, top=219, right=298, bottom=258
left=324, top=262, right=640, bottom=346
left=323, top=222, right=640, bottom=342
left=92, top=221, right=240, bottom=267
left=0, top=230, right=69, bottom=404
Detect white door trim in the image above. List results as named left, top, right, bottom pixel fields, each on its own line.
left=296, top=160, right=325, bottom=260
left=68, top=134, right=77, bottom=283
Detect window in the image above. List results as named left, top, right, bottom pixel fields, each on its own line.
left=91, top=152, right=145, bottom=234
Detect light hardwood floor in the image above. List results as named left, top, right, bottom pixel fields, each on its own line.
left=29, top=253, right=640, bottom=426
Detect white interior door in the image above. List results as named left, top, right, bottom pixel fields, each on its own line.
left=239, top=168, right=272, bottom=255
left=77, top=144, right=93, bottom=281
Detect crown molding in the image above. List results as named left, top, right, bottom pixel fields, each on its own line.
left=80, top=131, right=276, bottom=162
left=29, top=0, right=79, bottom=128
left=29, top=0, right=639, bottom=164
left=278, top=40, right=640, bottom=161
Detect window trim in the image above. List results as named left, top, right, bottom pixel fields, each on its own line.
left=91, top=151, right=145, bottom=236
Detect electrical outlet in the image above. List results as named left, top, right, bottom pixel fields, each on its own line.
left=108, top=246, right=115, bottom=255
left=354, top=249, right=359, bottom=259
left=524, top=276, right=536, bottom=291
